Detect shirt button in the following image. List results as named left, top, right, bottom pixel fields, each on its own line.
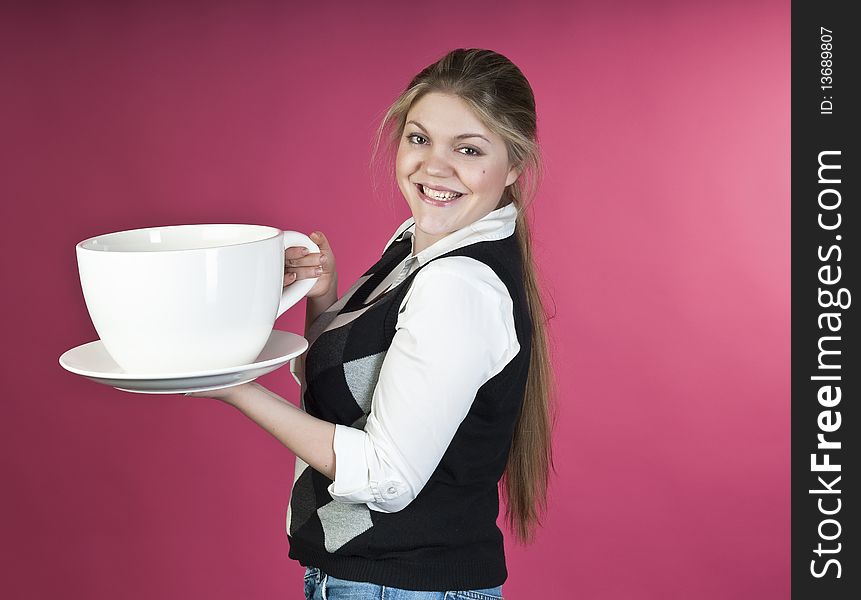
left=387, top=486, right=397, bottom=495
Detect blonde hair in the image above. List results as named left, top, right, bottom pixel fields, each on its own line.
left=370, top=49, right=558, bottom=544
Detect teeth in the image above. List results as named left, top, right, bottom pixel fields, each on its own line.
left=421, top=185, right=462, bottom=201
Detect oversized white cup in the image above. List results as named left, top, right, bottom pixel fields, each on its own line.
left=75, top=224, right=319, bottom=374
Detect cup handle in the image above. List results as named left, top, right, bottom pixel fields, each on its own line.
left=277, top=230, right=321, bottom=318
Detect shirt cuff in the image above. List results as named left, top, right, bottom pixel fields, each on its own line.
left=326, top=424, right=411, bottom=511
left=327, top=424, right=376, bottom=504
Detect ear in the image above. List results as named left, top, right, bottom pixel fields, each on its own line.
left=505, top=162, right=522, bottom=187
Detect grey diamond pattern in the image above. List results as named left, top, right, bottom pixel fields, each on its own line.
left=343, top=351, right=387, bottom=414
left=317, top=499, right=374, bottom=552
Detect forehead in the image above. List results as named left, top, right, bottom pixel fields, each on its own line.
left=405, top=92, right=490, bottom=135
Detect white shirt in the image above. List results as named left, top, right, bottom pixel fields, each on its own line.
left=295, top=202, right=521, bottom=513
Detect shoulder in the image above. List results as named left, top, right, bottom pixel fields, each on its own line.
left=412, top=256, right=511, bottom=302
left=395, top=256, right=519, bottom=359
left=396, top=256, right=514, bottom=329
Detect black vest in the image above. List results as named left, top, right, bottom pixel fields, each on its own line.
left=287, top=229, right=532, bottom=591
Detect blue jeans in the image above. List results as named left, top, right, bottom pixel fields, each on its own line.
left=304, top=566, right=504, bottom=600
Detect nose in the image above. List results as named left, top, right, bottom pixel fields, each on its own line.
left=423, top=146, right=455, bottom=178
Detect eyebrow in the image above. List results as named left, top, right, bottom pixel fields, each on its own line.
left=406, top=120, right=492, bottom=144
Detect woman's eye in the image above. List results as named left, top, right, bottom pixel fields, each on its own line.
left=405, top=134, right=481, bottom=157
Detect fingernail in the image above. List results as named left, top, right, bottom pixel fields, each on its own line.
left=291, top=272, right=297, bottom=279
left=315, top=267, right=323, bottom=275
left=300, top=248, right=309, bottom=256
left=320, top=254, right=327, bottom=264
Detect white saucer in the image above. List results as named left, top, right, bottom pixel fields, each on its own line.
left=59, top=330, right=308, bottom=394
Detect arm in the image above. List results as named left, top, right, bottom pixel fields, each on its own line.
left=282, top=228, right=340, bottom=338
left=187, top=230, right=340, bottom=478
left=220, top=271, right=340, bottom=478
left=225, top=382, right=337, bottom=480
left=327, top=258, right=520, bottom=512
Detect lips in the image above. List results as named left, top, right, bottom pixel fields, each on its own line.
left=417, top=182, right=463, bottom=194
left=415, top=183, right=464, bottom=206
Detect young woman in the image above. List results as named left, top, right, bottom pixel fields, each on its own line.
left=190, top=48, right=556, bottom=600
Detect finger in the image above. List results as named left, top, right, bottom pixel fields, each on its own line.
left=285, top=253, right=322, bottom=268
left=286, top=265, right=325, bottom=280
left=310, top=231, right=330, bottom=250
left=285, top=246, right=313, bottom=260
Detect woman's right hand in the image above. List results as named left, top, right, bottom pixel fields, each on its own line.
left=284, top=231, right=337, bottom=299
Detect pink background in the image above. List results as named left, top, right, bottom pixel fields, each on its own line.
left=0, top=1, right=789, bottom=598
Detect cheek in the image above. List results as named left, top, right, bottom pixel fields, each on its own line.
left=394, top=143, right=407, bottom=166
left=395, top=149, right=417, bottom=176
left=468, top=167, right=504, bottom=194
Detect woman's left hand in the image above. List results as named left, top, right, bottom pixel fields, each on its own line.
left=183, top=382, right=255, bottom=404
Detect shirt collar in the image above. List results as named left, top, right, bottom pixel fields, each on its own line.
left=381, top=202, right=518, bottom=266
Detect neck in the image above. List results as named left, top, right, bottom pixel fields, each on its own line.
left=411, top=230, right=444, bottom=256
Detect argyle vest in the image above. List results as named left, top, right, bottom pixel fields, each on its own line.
left=287, top=230, right=532, bottom=591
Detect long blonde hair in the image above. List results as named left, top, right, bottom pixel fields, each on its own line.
left=370, top=49, right=558, bottom=545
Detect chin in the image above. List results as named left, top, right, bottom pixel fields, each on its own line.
left=409, top=206, right=450, bottom=229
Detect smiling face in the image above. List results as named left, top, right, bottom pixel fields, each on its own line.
left=395, top=92, right=521, bottom=255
